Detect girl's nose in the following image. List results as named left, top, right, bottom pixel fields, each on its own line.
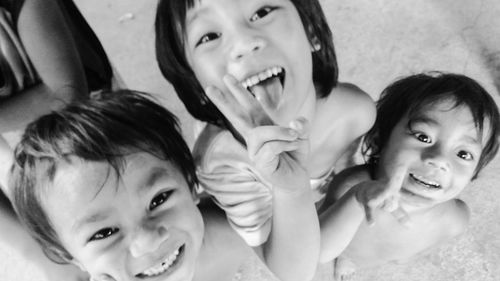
left=423, top=145, right=450, bottom=172
left=229, top=28, right=266, bottom=60
left=129, top=222, right=169, bottom=258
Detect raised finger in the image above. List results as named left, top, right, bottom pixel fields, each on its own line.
left=390, top=205, right=412, bottom=227
left=387, top=163, right=408, bottom=193
left=246, top=126, right=299, bottom=158
left=223, top=74, right=273, bottom=126
left=205, top=86, right=252, bottom=133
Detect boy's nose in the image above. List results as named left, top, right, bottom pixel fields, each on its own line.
left=129, top=222, right=169, bottom=258
left=229, top=31, right=266, bottom=60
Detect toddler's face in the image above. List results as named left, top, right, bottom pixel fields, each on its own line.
left=378, top=99, right=488, bottom=211
left=42, top=152, right=204, bottom=281
left=183, top=0, right=316, bottom=125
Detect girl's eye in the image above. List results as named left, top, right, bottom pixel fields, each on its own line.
left=196, top=32, right=221, bottom=47
left=250, top=7, right=275, bottom=22
left=89, top=227, right=119, bottom=242
left=457, top=150, right=473, bottom=161
left=414, top=133, right=431, bottom=143
left=149, top=191, right=173, bottom=211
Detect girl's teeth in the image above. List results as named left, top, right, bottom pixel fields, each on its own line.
left=240, top=66, right=284, bottom=89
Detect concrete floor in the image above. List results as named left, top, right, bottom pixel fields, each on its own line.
left=1, top=0, right=499, bottom=280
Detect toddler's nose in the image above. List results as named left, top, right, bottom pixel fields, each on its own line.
left=423, top=145, right=450, bottom=172
left=129, top=222, right=169, bottom=258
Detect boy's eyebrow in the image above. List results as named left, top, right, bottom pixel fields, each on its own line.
left=72, top=211, right=111, bottom=233
left=140, top=166, right=171, bottom=194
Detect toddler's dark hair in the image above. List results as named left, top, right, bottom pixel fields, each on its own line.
left=363, top=72, right=500, bottom=179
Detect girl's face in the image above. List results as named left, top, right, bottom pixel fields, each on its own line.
left=43, top=153, right=204, bottom=281
left=377, top=100, right=488, bottom=212
left=184, top=0, right=316, bottom=125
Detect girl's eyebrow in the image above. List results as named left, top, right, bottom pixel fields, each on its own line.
left=409, top=116, right=439, bottom=127
left=186, top=6, right=209, bottom=26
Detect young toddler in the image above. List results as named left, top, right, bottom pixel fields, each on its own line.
left=9, top=90, right=319, bottom=281
left=319, top=72, right=500, bottom=280
left=155, top=0, right=376, bottom=246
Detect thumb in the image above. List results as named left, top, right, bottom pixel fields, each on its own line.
left=288, top=117, right=309, bottom=164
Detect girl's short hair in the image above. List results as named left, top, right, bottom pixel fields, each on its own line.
left=155, top=0, right=338, bottom=127
left=363, top=72, right=500, bottom=179
left=10, top=90, right=198, bottom=263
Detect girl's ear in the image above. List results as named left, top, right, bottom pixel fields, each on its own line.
left=306, top=24, right=321, bottom=52
left=310, top=36, right=321, bottom=52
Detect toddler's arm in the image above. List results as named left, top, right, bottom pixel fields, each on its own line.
left=205, top=75, right=319, bottom=281
left=319, top=165, right=409, bottom=262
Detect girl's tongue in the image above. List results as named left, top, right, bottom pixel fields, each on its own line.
left=250, top=76, right=283, bottom=110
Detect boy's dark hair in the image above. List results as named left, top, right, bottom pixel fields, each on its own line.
left=10, top=90, right=198, bottom=263
left=155, top=0, right=338, bottom=127
left=363, top=72, right=500, bottom=179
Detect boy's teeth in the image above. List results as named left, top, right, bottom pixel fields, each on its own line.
left=241, top=66, right=284, bottom=90
left=140, top=248, right=180, bottom=277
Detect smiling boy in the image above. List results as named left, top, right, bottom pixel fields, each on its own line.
left=10, top=90, right=319, bottom=281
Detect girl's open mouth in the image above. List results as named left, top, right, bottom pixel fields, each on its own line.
left=241, top=66, right=285, bottom=109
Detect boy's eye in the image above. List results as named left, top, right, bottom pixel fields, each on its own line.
left=89, top=227, right=119, bottom=242
left=196, top=32, right=221, bottom=47
left=414, top=133, right=431, bottom=143
left=250, top=6, right=276, bottom=22
left=149, top=190, right=173, bottom=211
left=457, top=150, right=473, bottom=161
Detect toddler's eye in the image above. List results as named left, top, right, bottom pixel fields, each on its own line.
left=414, top=133, right=431, bottom=143
left=250, top=6, right=275, bottom=21
left=89, top=227, right=119, bottom=242
left=196, top=32, right=221, bottom=47
left=457, top=150, right=473, bottom=161
left=149, top=191, right=173, bottom=211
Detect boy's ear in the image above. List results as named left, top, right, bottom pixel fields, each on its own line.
left=191, top=185, right=201, bottom=205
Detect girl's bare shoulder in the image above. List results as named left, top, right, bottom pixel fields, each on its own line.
left=316, top=82, right=376, bottom=136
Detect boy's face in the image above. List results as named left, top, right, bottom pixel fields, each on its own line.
left=42, top=152, right=204, bottom=281
left=378, top=99, right=488, bottom=212
left=183, top=0, right=316, bottom=125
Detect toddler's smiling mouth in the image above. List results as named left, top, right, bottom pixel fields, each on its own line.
left=136, top=244, right=185, bottom=279
left=409, top=173, right=441, bottom=189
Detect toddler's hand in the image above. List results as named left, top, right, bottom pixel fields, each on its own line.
left=354, top=164, right=410, bottom=226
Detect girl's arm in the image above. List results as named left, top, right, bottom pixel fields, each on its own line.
left=204, top=77, right=320, bottom=281
left=0, top=0, right=87, bottom=133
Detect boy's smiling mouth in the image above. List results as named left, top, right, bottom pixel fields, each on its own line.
left=136, top=244, right=185, bottom=279
left=240, top=66, right=285, bottom=109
